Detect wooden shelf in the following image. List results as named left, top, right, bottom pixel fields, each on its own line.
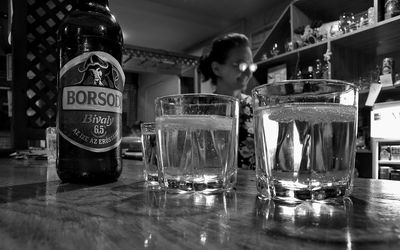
left=331, top=15, right=400, bottom=56
left=357, top=149, right=372, bottom=153
left=255, top=15, right=400, bottom=74
left=253, top=6, right=291, bottom=63
left=359, top=84, right=400, bottom=94
left=253, top=0, right=400, bottom=84
left=292, top=0, right=374, bottom=22
left=256, top=41, right=328, bottom=67
left=379, top=160, right=400, bottom=165
left=254, top=41, right=328, bottom=83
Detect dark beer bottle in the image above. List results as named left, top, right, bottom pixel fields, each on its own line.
left=56, top=0, right=125, bottom=183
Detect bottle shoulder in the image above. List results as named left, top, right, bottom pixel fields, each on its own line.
left=58, top=10, right=122, bottom=43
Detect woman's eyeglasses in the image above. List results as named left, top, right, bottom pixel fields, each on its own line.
left=232, top=62, right=258, bottom=73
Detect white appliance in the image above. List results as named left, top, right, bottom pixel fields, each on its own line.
left=370, top=101, right=400, bottom=179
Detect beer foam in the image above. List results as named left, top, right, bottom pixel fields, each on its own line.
left=156, top=115, right=234, bottom=130
left=267, top=103, right=356, bottom=123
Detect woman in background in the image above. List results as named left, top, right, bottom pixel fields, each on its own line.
left=198, top=33, right=257, bottom=169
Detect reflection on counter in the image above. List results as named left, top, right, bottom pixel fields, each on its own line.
left=255, top=198, right=353, bottom=243
left=112, top=188, right=239, bottom=248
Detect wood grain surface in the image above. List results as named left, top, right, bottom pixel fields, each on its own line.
left=0, top=158, right=399, bottom=249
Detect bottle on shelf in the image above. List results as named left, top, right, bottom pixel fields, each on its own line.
left=322, top=62, right=329, bottom=79
left=306, top=66, right=314, bottom=79
left=314, top=59, right=323, bottom=79
left=296, top=70, right=303, bottom=79
left=375, top=64, right=382, bottom=84
left=57, top=0, right=125, bottom=184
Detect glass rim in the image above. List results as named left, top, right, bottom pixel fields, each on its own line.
left=252, top=79, right=358, bottom=94
left=155, top=93, right=239, bottom=104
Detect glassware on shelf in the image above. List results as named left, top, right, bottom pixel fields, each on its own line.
left=329, top=21, right=341, bottom=37
left=368, top=7, right=375, bottom=25
left=385, top=0, right=400, bottom=20
left=261, top=54, right=268, bottom=61
left=284, top=41, right=294, bottom=52
left=339, top=12, right=356, bottom=33
left=322, top=62, right=330, bottom=79
left=296, top=70, right=303, bottom=79
left=270, top=43, right=280, bottom=57
left=306, top=66, right=314, bottom=79
left=356, top=76, right=370, bottom=91
left=349, top=14, right=357, bottom=31
left=357, top=11, right=369, bottom=28
left=314, top=59, right=323, bottom=78
left=339, top=13, right=349, bottom=33
left=367, top=65, right=382, bottom=83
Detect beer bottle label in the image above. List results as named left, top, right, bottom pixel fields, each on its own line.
left=59, top=51, right=125, bottom=153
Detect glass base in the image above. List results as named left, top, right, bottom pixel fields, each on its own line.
left=258, top=188, right=352, bottom=204
left=160, top=173, right=236, bottom=194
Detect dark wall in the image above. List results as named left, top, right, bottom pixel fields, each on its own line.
left=0, top=0, right=9, bottom=55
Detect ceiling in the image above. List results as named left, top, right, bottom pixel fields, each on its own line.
left=110, top=0, right=283, bottom=55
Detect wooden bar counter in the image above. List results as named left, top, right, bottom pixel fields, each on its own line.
left=0, top=158, right=399, bottom=249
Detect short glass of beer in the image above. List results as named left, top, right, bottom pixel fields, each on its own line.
left=141, top=122, right=159, bottom=188
left=252, top=80, right=358, bottom=202
left=155, top=94, right=239, bottom=194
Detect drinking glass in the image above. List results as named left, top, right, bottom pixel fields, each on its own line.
left=141, top=122, right=159, bottom=188
left=46, top=127, right=57, bottom=163
left=155, top=94, right=239, bottom=194
left=252, top=79, right=358, bottom=202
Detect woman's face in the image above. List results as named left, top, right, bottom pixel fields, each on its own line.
left=213, top=46, right=254, bottom=92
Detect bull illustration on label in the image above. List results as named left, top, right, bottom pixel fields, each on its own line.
left=78, top=54, right=120, bottom=89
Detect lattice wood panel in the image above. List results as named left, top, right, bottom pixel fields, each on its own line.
left=25, top=0, right=75, bottom=129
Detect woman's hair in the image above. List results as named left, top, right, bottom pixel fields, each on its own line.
left=199, top=33, right=250, bottom=84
